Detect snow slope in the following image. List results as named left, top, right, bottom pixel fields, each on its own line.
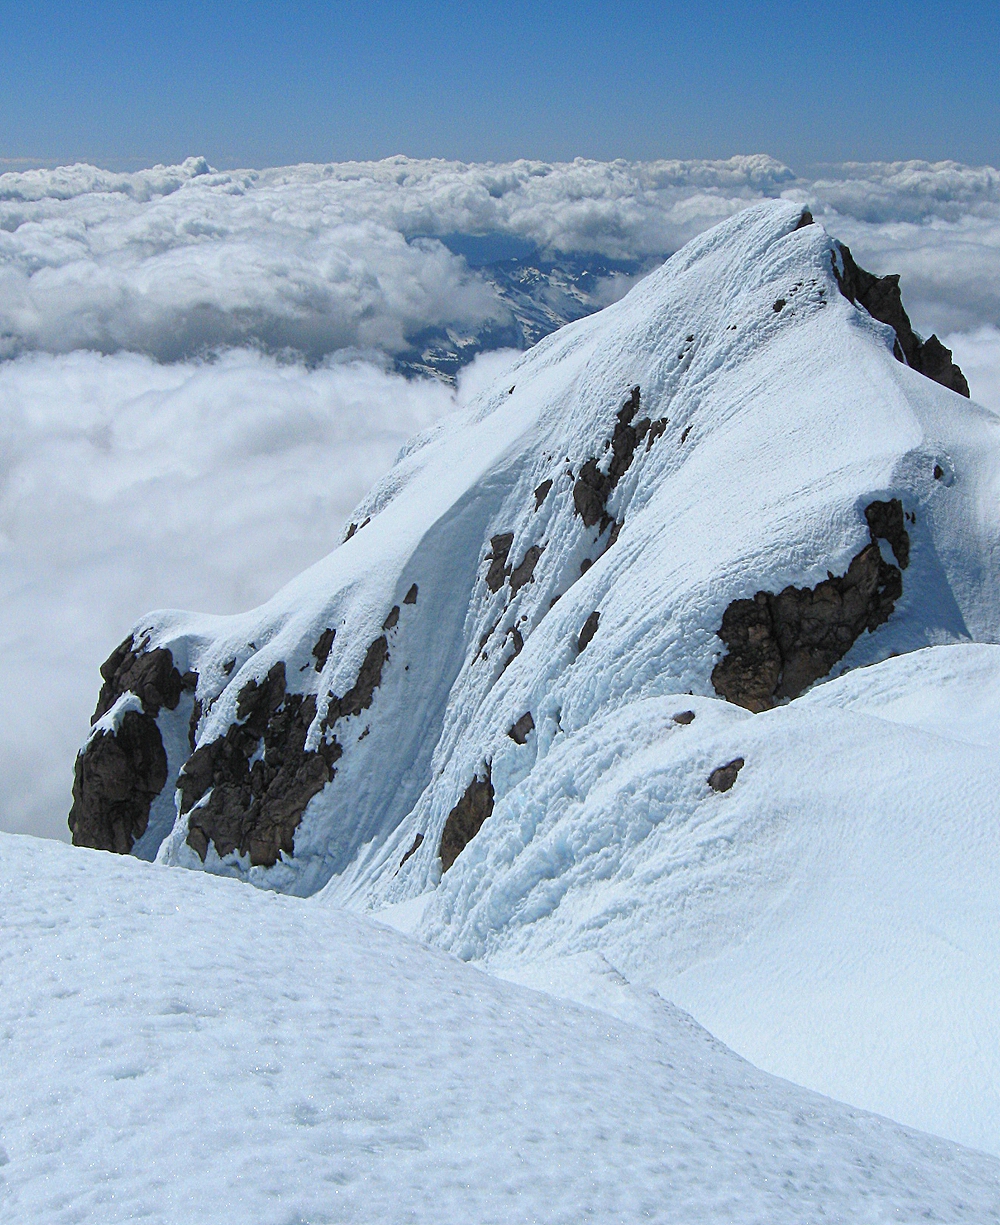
left=68, top=200, right=1000, bottom=1155
left=412, top=643, right=1000, bottom=1155
left=2, top=831, right=999, bottom=1224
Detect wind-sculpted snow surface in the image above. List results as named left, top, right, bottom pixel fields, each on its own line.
left=417, top=644, right=1000, bottom=1155
left=71, top=201, right=1000, bottom=1151
left=3, top=832, right=1000, bottom=1224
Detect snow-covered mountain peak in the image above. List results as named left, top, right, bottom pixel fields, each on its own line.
left=63, top=196, right=1000, bottom=1152
left=69, top=198, right=992, bottom=896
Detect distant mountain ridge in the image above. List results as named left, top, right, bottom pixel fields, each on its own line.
left=397, top=243, right=662, bottom=380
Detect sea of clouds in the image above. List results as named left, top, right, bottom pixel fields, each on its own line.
left=2, top=154, right=998, bottom=840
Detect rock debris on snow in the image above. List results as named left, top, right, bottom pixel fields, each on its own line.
left=708, top=756, right=745, bottom=792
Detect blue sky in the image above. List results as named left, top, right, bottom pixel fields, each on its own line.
left=1, top=0, right=997, bottom=170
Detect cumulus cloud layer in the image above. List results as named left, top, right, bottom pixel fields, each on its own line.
left=1, top=154, right=999, bottom=362
left=808, top=162, right=1000, bottom=336
left=0, top=155, right=794, bottom=362
left=2, top=153, right=999, bottom=840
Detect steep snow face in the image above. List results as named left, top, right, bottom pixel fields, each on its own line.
left=74, top=200, right=999, bottom=889
left=3, top=831, right=1000, bottom=1225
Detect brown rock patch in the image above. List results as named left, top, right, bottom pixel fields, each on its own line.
left=69, top=710, right=168, bottom=853
left=93, top=635, right=190, bottom=723
left=485, top=532, right=514, bottom=593
left=70, top=635, right=195, bottom=853
left=509, top=545, right=544, bottom=596
left=712, top=501, right=909, bottom=711
left=708, top=758, right=744, bottom=793
left=864, top=498, right=909, bottom=569
left=577, top=610, right=600, bottom=653
left=834, top=245, right=969, bottom=396
left=440, top=766, right=494, bottom=872
left=396, top=831, right=423, bottom=873
left=182, top=627, right=393, bottom=868
left=573, top=386, right=653, bottom=529
left=508, top=712, right=535, bottom=744
left=312, top=627, right=336, bottom=671
left=712, top=545, right=901, bottom=711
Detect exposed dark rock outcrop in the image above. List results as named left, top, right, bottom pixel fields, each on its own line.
left=918, top=336, right=969, bottom=395
left=645, top=418, right=668, bottom=450
left=673, top=710, right=695, bottom=725
left=708, top=758, right=744, bottom=793
left=864, top=499, right=909, bottom=569
left=344, top=516, right=371, bottom=542
left=396, top=831, right=423, bottom=873
left=182, top=627, right=393, bottom=868
left=484, top=534, right=544, bottom=599
left=404, top=583, right=419, bottom=605
left=833, top=245, right=969, bottom=396
left=188, top=697, right=203, bottom=751
left=712, top=503, right=909, bottom=711
left=485, top=533, right=514, bottom=592
left=499, top=626, right=524, bottom=674
left=70, top=636, right=196, bottom=853
left=573, top=387, right=656, bottom=530
left=534, top=479, right=553, bottom=510
left=93, top=635, right=190, bottom=723
left=181, top=663, right=341, bottom=868
left=573, top=459, right=608, bottom=528
left=439, top=766, right=494, bottom=872
left=578, top=610, right=600, bottom=652
left=326, top=635, right=390, bottom=723
left=508, top=712, right=535, bottom=744
left=69, top=711, right=168, bottom=852
left=313, top=628, right=336, bottom=671
left=509, top=545, right=544, bottom=596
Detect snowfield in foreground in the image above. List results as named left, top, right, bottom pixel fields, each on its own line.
left=1, top=831, right=999, bottom=1225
